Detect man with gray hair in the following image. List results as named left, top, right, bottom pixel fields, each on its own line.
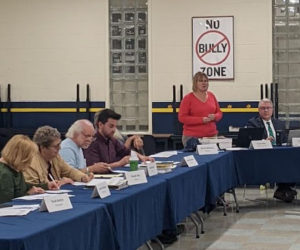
left=247, top=98, right=294, bottom=202
left=247, top=98, right=287, bottom=144
left=60, top=119, right=110, bottom=174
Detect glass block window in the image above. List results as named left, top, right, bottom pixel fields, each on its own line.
left=109, top=0, right=148, bottom=132
left=273, top=0, right=300, bottom=127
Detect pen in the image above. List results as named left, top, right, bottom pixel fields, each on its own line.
left=49, top=173, right=60, bottom=189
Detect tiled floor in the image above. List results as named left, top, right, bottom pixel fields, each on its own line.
left=139, top=187, right=300, bottom=250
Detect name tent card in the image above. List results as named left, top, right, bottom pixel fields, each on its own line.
left=91, top=181, right=111, bottom=199
left=197, top=144, right=219, bottom=155
left=125, top=170, right=148, bottom=186
left=250, top=140, right=272, bottom=149
left=182, top=155, right=198, bottom=167
left=39, top=193, right=73, bottom=213
left=292, top=138, right=300, bottom=147
left=200, top=138, right=233, bottom=149
left=147, top=161, right=158, bottom=176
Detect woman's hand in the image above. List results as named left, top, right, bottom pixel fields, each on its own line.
left=203, top=117, right=211, bottom=123
left=27, top=186, right=45, bottom=195
left=81, top=173, right=94, bottom=183
left=57, top=177, right=74, bottom=186
left=48, top=181, right=59, bottom=190
left=208, top=114, right=215, bottom=121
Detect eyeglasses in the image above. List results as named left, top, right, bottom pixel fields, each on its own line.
left=48, top=143, right=61, bottom=150
left=259, top=107, right=273, bottom=110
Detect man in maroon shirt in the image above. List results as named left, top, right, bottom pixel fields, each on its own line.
left=83, top=109, right=152, bottom=171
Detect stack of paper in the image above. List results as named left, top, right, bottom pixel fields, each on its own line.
left=0, top=204, right=40, bottom=217
left=86, top=177, right=128, bottom=190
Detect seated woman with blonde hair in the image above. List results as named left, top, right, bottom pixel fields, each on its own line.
left=0, top=135, right=58, bottom=204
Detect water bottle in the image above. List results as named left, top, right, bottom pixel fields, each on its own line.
left=129, top=151, right=138, bottom=171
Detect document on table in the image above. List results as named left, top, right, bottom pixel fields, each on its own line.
left=14, top=193, right=74, bottom=200
left=225, top=147, right=248, bottom=151
left=72, top=182, right=85, bottom=186
left=0, top=204, right=40, bottom=217
left=45, top=189, right=72, bottom=194
left=150, top=151, right=178, bottom=158
left=94, top=173, right=123, bottom=178
left=85, top=177, right=127, bottom=188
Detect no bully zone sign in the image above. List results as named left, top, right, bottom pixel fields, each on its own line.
left=192, top=16, right=234, bottom=80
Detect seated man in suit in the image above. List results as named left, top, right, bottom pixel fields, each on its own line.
left=247, top=98, right=287, bottom=145
left=247, top=98, right=295, bottom=202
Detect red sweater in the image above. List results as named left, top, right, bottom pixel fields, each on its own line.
left=178, top=91, right=223, bottom=137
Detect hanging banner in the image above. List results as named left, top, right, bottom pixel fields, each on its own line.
left=192, top=16, right=234, bottom=80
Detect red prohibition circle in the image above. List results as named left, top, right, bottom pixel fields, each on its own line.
left=195, top=30, right=230, bottom=66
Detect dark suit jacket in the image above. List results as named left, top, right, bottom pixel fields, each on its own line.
left=247, top=116, right=287, bottom=144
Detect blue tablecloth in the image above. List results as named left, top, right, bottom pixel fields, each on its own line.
left=0, top=201, right=117, bottom=250
left=233, top=147, right=300, bottom=185
left=155, top=153, right=208, bottom=228
left=70, top=177, right=167, bottom=250
left=195, top=152, right=238, bottom=206
left=4, top=147, right=300, bottom=250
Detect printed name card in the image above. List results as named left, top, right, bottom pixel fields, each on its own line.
left=183, top=155, right=198, bottom=167
left=40, top=193, right=73, bottom=213
left=125, top=170, right=148, bottom=186
left=197, top=144, right=219, bottom=155
left=292, top=138, right=300, bottom=147
left=91, top=181, right=111, bottom=199
left=250, top=140, right=272, bottom=149
left=146, top=161, right=158, bottom=176
left=200, top=138, right=233, bottom=149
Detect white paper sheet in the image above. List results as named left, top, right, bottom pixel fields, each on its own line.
left=150, top=151, right=178, bottom=158
left=14, top=193, right=74, bottom=200
left=0, top=204, right=40, bottom=217
left=45, top=189, right=73, bottom=194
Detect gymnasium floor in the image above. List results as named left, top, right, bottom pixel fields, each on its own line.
left=140, top=187, right=300, bottom=250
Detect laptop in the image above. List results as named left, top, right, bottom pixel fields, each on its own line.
left=236, top=127, right=265, bottom=148
left=287, top=129, right=300, bottom=145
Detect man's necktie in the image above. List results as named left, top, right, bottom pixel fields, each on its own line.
left=266, top=121, right=276, bottom=145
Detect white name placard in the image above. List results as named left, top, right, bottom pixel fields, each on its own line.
left=200, top=138, right=232, bottom=149
left=39, top=193, right=73, bottom=213
left=250, top=140, right=272, bottom=149
left=91, top=181, right=111, bottom=199
left=147, top=162, right=158, bottom=176
left=125, top=170, right=148, bottom=186
left=292, top=137, right=300, bottom=147
left=183, top=155, right=199, bottom=167
left=197, top=144, right=219, bottom=155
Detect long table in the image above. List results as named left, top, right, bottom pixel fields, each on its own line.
left=233, top=146, right=300, bottom=185
left=2, top=146, right=300, bottom=250
left=0, top=201, right=117, bottom=250
left=71, top=177, right=167, bottom=250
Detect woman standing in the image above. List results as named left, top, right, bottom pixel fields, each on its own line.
left=0, top=135, right=57, bottom=204
left=178, top=72, right=223, bottom=147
